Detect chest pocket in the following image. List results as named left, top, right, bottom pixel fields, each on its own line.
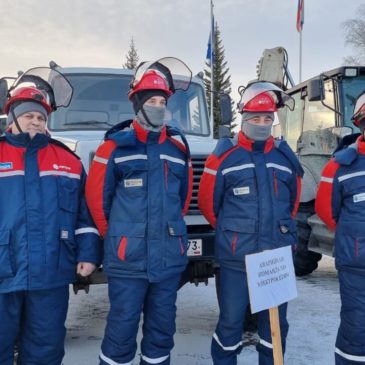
left=271, top=168, right=292, bottom=201
left=341, top=175, right=365, bottom=195
left=58, top=177, right=79, bottom=213
left=340, top=176, right=365, bottom=213
left=0, top=230, right=14, bottom=279
left=119, top=159, right=148, bottom=196
left=162, top=157, right=185, bottom=196
left=224, top=166, right=257, bottom=201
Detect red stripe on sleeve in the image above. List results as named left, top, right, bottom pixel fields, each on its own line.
left=291, top=175, right=302, bottom=218
left=86, top=140, right=117, bottom=238
left=182, top=159, right=193, bottom=216
left=315, top=159, right=340, bottom=231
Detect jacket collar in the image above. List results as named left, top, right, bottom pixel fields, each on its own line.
left=358, top=135, right=365, bottom=155
left=237, top=131, right=274, bottom=153
left=4, top=131, right=49, bottom=149
left=132, top=120, right=167, bottom=144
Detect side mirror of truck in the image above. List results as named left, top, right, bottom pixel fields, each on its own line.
left=219, top=93, right=232, bottom=126
left=0, top=79, right=9, bottom=114
left=219, top=93, right=233, bottom=138
left=307, top=78, right=322, bottom=102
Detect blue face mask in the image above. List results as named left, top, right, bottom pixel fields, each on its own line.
left=136, top=105, right=166, bottom=132
left=241, top=121, right=273, bottom=141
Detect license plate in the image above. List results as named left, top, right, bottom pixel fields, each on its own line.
left=187, top=239, right=202, bottom=256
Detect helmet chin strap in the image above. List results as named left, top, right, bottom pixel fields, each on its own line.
left=134, top=93, right=160, bottom=128
left=10, top=107, right=23, bottom=134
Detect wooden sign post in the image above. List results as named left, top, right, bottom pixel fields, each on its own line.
left=269, top=306, right=283, bottom=365
left=245, top=245, right=297, bottom=365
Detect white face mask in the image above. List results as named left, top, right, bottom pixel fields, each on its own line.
left=136, top=105, right=166, bottom=132
left=241, top=121, right=273, bottom=141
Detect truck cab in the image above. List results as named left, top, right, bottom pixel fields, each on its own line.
left=278, top=66, right=365, bottom=275
left=47, top=67, right=218, bottom=287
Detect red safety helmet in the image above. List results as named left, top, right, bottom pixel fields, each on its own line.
left=352, top=92, right=365, bottom=127
left=241, top=92, right=278, bottom=113
left=4, top=86, right=52, bottom=115
left=238, top=81, right=295, bottom=113
left=128, top=69, right=172, bottom=100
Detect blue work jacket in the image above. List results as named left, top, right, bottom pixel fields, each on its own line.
left=86, top=120, right=193, bottom=282
left=199, top=132, right=303, bottom=271
left=0, top=132, right=100, bottom=293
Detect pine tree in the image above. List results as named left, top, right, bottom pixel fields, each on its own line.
left=204, top=23, right=237, bottom=138
left=123, top=37, right=139, bottom=69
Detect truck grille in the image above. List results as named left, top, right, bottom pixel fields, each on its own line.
left=188, top=156, right=207, bottom=214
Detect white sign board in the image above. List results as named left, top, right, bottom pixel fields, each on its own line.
left=245, top=245, right=297, bottom=314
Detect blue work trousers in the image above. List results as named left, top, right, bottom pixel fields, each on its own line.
left=212, top=267, right=289, bottom=365
left=100, top=275, right=180, bottom=365
left=335, top=270, right=365, bottom=365
left=0, top=286, right=69, bottom=365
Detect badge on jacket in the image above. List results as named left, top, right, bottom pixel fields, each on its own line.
left=233, top=186, right=250, bottom=195
left=124, top=179, right=143, bottom=188
left=0, top=162, right=13, bottom=170
left=353, top=192, right=365, bottom=203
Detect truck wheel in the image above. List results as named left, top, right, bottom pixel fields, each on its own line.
left=294, top=203, right=322, bottom=276
left=214, top=269, right=258, bottom=332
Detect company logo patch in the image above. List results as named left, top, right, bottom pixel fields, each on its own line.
left=353, top=192, right=365, bottom=203
left=0, top=162, right=13, bottom=170
left=53, top=164, right=71, bottom=171
left=233, top=186, right=250, bottom=196
left=124, top=179, right=143, bottom=188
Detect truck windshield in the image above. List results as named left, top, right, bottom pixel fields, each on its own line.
left=341, top=76, right=365, bottom=130
left=47, top=73, right=210, bottom=136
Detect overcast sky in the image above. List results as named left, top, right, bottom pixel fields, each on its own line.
left=0, top=0, right=363, bottom=101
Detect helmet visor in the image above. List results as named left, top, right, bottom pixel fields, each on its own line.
left=10, top=67, right=73, bottom=109
left=134, top=57, right=192, bottom=92
left=238, top=82, right=295, bottom=111
left=352, top=92, right=365, bottom=120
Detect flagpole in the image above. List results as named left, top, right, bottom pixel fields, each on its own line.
left=210, top=0, right=214, bottom=126
left=299, top=29, right=302, bottom=83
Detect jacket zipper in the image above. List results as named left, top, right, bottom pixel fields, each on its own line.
left=164, top=160, right=168, bottom=190
left=273, top=170, right=278, bottom=197
left=231, top=232, right=238, bottom=255
left=355, top=238, right=359, bottom=257
left=118, top=236, right=127, bottom=261
left=179, top=237, right=185, bottom=255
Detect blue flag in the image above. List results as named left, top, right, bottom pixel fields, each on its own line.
left=206, top=16, right=215, bottom=66
left=206, top=33, right=213, bottom=66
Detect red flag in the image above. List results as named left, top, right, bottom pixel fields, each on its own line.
left=296, top=0, right=304, bottom=32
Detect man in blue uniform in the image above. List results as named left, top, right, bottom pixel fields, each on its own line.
left=316, top=91, right=365, bottom=365
left=0, top=69, right=100, bottom=365
left=86, top=57, right=193, bottom=365
left=199, top=82, right=303, bottom=365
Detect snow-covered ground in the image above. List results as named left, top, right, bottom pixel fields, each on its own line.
left=64, top=256, right=340, bottom=365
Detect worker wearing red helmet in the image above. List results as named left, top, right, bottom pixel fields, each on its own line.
left=85, top=57, right=193, bottom=365
left=0, top=69, right=100, bottom=365
left=316, top=91, right=365, bottom=365
left=198, top=82, right=303, bottom=365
